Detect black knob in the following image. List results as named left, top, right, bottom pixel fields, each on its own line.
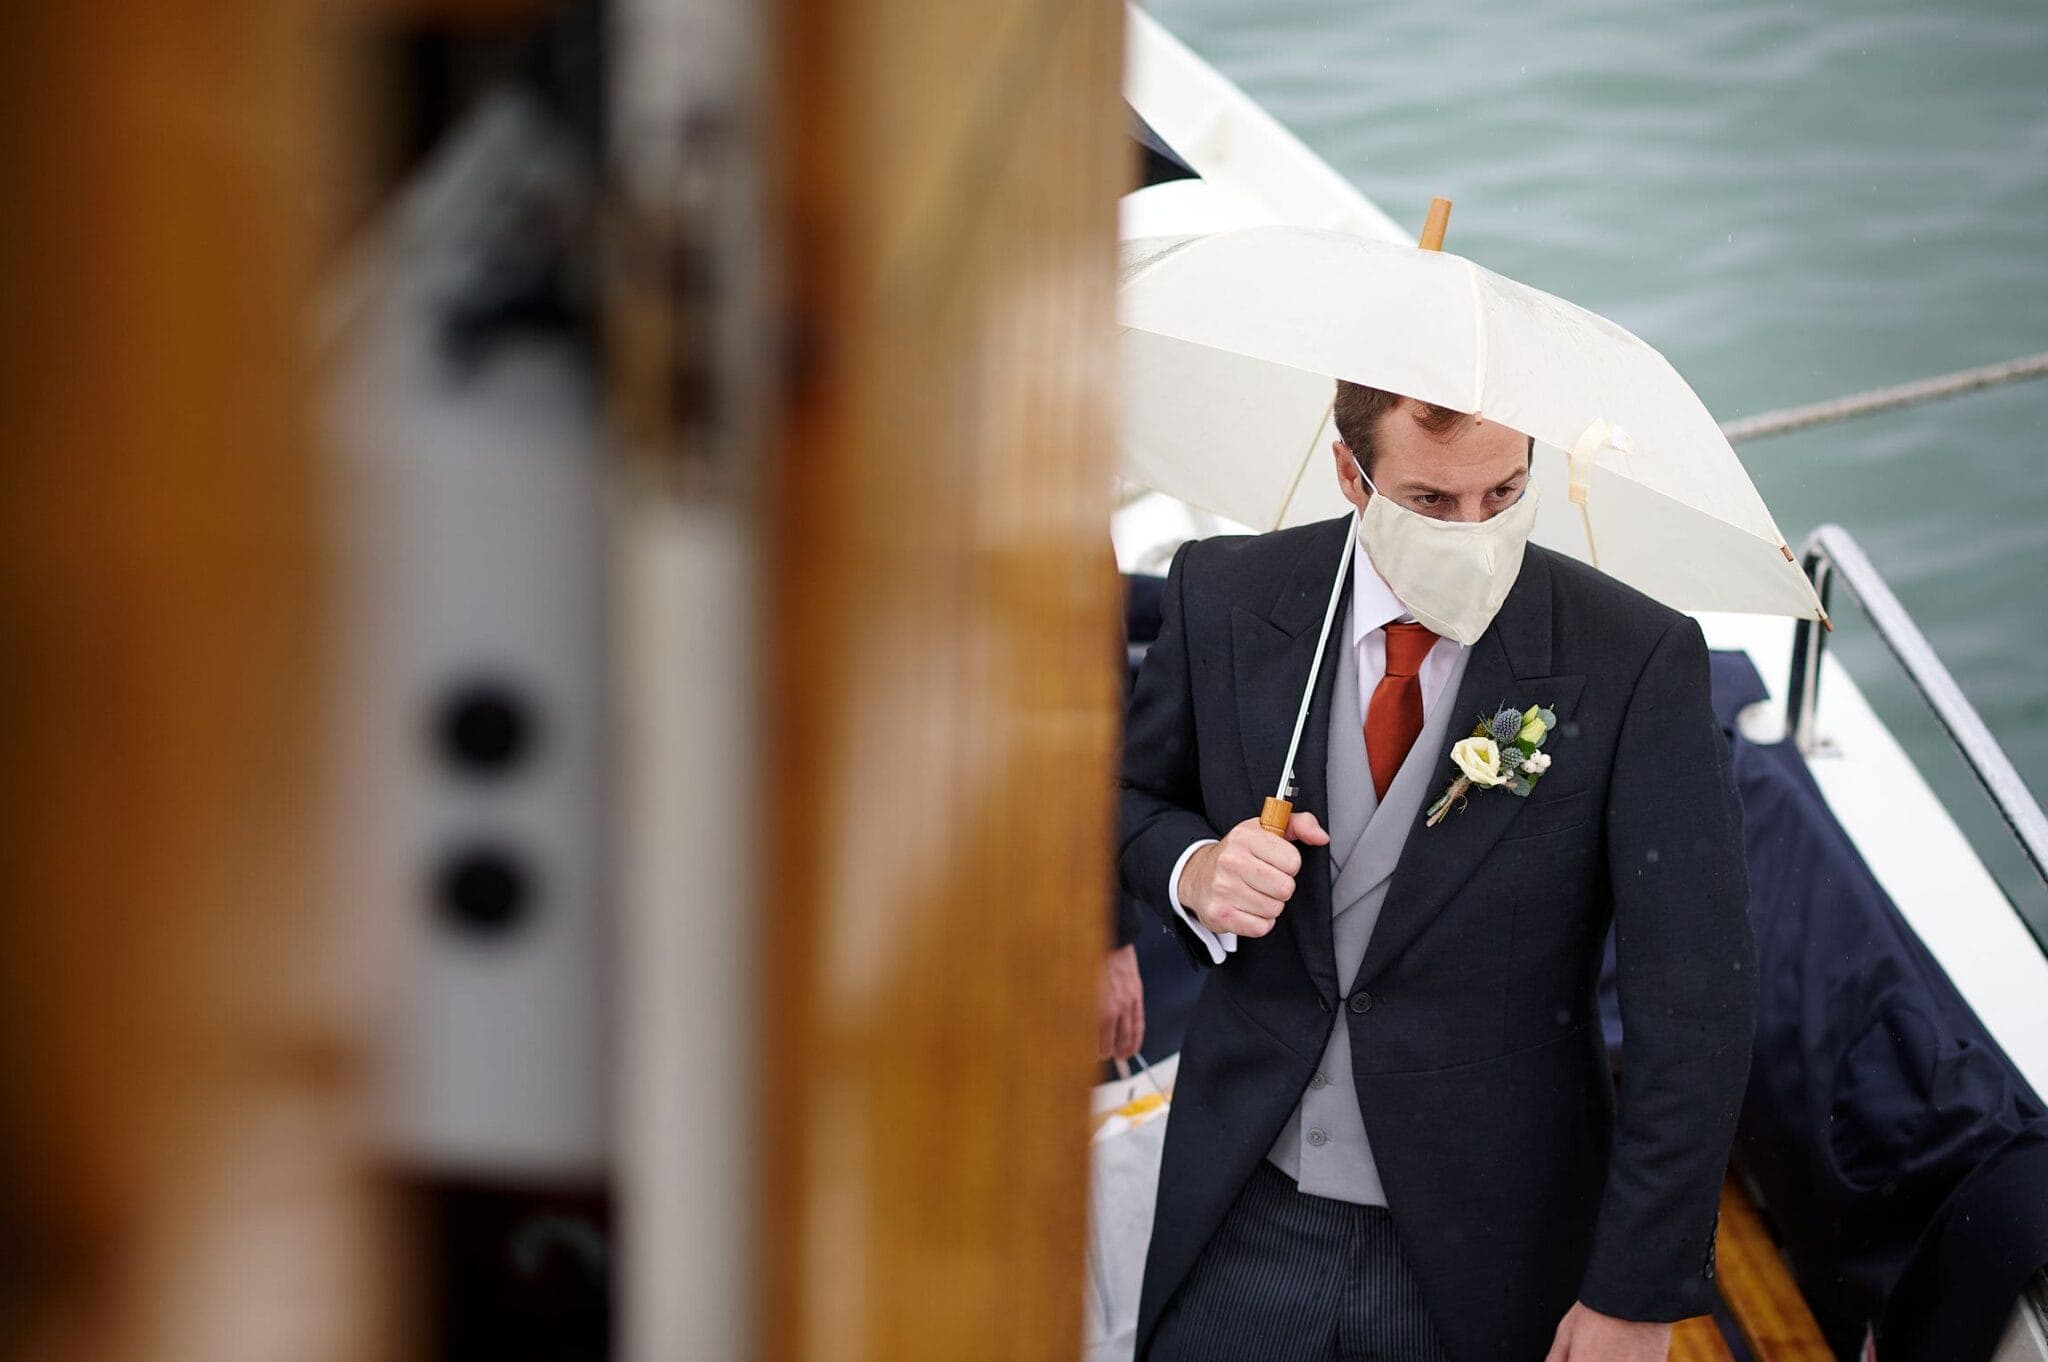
left=435, top=844, right=536, bottom=937
left=435, top=681, right=537, bottom=777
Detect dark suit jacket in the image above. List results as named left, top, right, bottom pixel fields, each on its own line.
left=1119, top=517, right=1758, bottom=1362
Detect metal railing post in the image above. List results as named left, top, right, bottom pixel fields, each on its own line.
left=1785, top=524, right=2048, bottom=889
left=1786, top=543, right=1836, bottom=754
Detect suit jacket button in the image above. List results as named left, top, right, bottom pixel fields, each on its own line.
left=1348, top=990, right=1374, bottom=1014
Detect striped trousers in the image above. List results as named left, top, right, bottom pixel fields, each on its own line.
left=1148, top=1159, right=1453, bottom=1362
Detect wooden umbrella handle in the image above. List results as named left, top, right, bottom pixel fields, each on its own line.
left=1260, top=796, right=1294, bottom=836
left=1419, top=197, right=1452, bottom=251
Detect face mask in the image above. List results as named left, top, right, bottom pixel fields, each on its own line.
left=1354, top=462, right=1539, bottom=646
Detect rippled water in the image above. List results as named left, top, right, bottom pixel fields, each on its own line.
left=1149, top=0, right=2048, bottom=934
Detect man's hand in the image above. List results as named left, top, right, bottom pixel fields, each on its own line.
left=1098, top=944, right=1145, bottom=1062
left=1544, top=1301, right=1671, bottom=1362
left=1178, top=812, right=1329, bottom=939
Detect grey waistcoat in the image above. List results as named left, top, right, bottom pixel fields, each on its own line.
left=1267, top=609, right=1474, bottom=1204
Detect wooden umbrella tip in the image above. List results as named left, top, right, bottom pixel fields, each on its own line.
left=1419, top=197, right=1453, bottom=251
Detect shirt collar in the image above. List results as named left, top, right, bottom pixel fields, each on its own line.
left=1349, top=539, right=1413, bottom=647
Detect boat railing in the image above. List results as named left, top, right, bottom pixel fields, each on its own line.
left=1786, top=522, right=2048, bottom=889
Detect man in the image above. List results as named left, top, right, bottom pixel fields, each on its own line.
left=1120, top=383, right=1757, bottom=1362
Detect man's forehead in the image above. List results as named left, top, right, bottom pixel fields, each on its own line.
left=1377, top=424, right=1531, bottom=482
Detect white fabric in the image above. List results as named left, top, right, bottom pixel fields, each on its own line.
left=1113, top=225, right=1824, bottom=621
left=1356, top=473, right=1540, bottom=646
left=1163, top=554, right=1465, bottom=963
left=1084, top=1069, right=1174, bottom=1362
left=1167, top=838, right=1229, bottom=961
left=1122, top=3, right=1407, bottom=246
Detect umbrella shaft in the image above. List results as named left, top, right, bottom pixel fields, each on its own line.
left=1274, top=509, right=1358, bottom=800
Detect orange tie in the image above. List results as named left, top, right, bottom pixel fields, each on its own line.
left=1365, top=621, right=1440, bottom=799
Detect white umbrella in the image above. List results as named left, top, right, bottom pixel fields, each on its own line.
left=1117, top=224, right=1826, bottom=623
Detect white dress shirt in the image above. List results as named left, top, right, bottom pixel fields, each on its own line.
left=1166, top=543, right=1467, bottom=962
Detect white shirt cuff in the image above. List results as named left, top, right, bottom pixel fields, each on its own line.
left=1167, top=838, right=1234, bottom=963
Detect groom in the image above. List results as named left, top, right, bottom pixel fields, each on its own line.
left=1120, top=383, right=1756, bottom=1362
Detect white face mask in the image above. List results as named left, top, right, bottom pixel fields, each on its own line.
left=1354, top=461, right=1540, bottom=646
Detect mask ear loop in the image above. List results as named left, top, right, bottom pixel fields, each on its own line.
left=1354, top=457, right=1380, bottom=501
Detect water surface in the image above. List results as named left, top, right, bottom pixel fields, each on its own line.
left=1150, top=0, right=2048, bottom=933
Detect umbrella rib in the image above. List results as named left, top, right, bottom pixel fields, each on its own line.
left=1273, top=393, right=1337, bottom=530
left=1462, top=257, right=1489, bottom=413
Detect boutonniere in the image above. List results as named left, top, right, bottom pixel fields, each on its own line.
left=1425, top=703, right=1558, bottom=827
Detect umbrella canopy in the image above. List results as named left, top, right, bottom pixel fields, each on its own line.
left=1117, top=225, right=1826, bottom=621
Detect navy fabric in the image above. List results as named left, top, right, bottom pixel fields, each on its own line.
left=1880, top=1134, right=2048, bottom=1362
left=1131, top=905, right=1205, bottom=1066
left=1149, top=1161, right=1452, bottom=1362
left=1130, top=577, right=2048, bottom=1357
left=1124, top=570, right=1205, bottom=1061
left=1701, top=649, right=2048, bottom=1361
left=1115, top=572, right=1163, bottom=949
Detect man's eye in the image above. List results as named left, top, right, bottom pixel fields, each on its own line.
left=1416, top=493, right=1443, bottom=506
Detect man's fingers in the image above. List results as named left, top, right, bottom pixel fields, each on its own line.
left=1290, top=811, right=1330, bottom=846
left=1224, top=851, right=1295, bottom=903
left=1223, top=888, right=1285, bottom=921
left=1116, top=996, right=1144, bottom=1061
left=1244, top=830, right=1303, bottom=876
left=1213, top=905, right=1273, bottom=938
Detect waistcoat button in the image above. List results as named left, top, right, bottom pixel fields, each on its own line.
left=1349, top=990, right=1374, bottom=1014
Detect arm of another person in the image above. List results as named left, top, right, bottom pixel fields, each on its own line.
left=1573, top=616, right=1757, bottom=1335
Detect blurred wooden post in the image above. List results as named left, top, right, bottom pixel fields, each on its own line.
left=0, top=6, right=399, bottom=1361
left=756, top=0, right=1126, bottom=1356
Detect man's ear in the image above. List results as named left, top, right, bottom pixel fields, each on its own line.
left=1333, top=441, right=1369, bottom=509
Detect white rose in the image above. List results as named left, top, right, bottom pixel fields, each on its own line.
left=1450, top=736, right=1507, bottom=787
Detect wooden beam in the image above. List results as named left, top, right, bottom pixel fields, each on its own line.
left=1670, top=1315, right=1738, bottom=1362
left=1714, top=1174, right=1834, bottom=1361
left=0, top=6, right=401, bottom=1361
left=755, top=0, right=1125, bottom=1356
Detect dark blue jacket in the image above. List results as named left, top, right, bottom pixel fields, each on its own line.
left=1119, top=519, right=1758, bottom=1361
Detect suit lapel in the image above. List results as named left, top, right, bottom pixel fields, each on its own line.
left=1230, top=516, right=1353, bottom=1000
left=1355, top=551, right=1587, bottom=985
left=1324, top=613, right=1375, bottom=875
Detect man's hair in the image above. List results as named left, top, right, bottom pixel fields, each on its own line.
left=1332, top=380, right=1531, bottom=476
left=1332, top=382, right=1473, bottom=477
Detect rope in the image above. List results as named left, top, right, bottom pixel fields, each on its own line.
left=1724, top=350, right=2048, bottom=443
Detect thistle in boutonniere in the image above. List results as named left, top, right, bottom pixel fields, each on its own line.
left=1425, top=703, right=1558, bottom=827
